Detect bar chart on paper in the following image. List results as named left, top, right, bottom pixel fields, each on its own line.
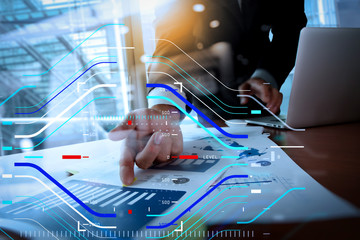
left=150, top=155, right=220, bottom=172
left=0, top=180, right=186, bottom=238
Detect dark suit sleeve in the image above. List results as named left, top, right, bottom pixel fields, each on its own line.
left=257, top=0, right=307, bottom=87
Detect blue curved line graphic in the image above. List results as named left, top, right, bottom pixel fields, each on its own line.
left=183, top=201, right=244, bottom=240
left=16, top=62, right=116, bottom=114
left=23, top=24, right=124, bottom=77
left=146, top=174, right=248, bottom=229
left=186, top=188, right=306, bottom=239
left=18, top=196, right=87, bottom=239
left=149, top=187, right=248, bottom=239
left=15, top=200, right=84, bottom=240
left=147, top=96, right=249, bottom=150
left=17, top=56, right=117, bottom=109
left=14, top=96, right=115, bottom=149
left=0, top=227, right=14, bottom=240
left=146, top=61, right=247, bottom=114
left=149, top=55, right=247, bottom=109
left=14, top=163, right=116, bottom=218
left=147, top=83, right=248, bottom=138
left=147, top=163, right=247, bottom=218
left=237, top=187, right=306, bottom=224
left=0, top=85, right=36, bottom=107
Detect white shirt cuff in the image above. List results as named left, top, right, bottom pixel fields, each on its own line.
left=147, top=84, right=187, bottom=110
left=251, top=68, right=278, bottom=89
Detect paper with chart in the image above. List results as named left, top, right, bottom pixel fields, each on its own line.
left=2, top=125, right=358, bottom=237
left=129, top=124, right=359, bottom=230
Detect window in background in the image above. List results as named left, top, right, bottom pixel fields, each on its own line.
left=335, top=0, right=360, bottom=27
left=0, top=0, right=133, bottom=155
left=305, top=0, right=338, bottom=27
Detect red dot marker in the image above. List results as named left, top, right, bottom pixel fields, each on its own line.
left=128, top=209, right=132, bottom=214
left=128, top=120, right=132, bottom=125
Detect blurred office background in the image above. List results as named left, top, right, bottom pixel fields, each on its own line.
left=0, top=0, right=359, bottom=155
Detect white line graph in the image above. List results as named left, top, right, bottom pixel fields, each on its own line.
left=147, top=71, right=246, bottom=125
left=152, top=38, right=249, bottom=92
left=148, top=71, right=305, bottom=131
left=14, top=218, right=59, bottom=240
left=16, top=71, right=118, bottom=125
left=149, top=40, right=305, bottom=131
left=14, top=84, right=116, bottom=138
left=22, top=195, right=116, bottom=239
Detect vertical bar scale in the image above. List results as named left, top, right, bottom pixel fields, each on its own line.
left=271, top=151, right=275, bottom=161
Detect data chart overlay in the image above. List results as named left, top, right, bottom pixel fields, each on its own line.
left=0, top=180, right=186, bottom=238
left=150, top=157, right=220, bottom=172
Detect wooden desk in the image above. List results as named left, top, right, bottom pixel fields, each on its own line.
left=265, top=122, right=360, bottom=208
left=209, top=122, right=360, bottom=240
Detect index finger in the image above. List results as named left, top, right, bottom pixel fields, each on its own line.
left=119, top=135, right=137, bottom=185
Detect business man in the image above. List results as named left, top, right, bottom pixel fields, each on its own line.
left=109, top=0, right=307, bottom=185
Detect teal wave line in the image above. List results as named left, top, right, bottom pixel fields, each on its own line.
left=0, top=227, right=14, bottom=240
left=184, top=201, right=244, bottom=240
left=17, top=55, right=117, bottom=109
left=156, top=187, right=307, bottom=239
left=0, top=85, right=36, bottom=107
left=15, top=96, right=115, bottom=149
left=18, top=195, right=88, bottom=239
left=23, top=24, right=124, bottom=77
left=209, top=230, right=242, bottom=240
left=237, top=187, right=306, bottom=224
left=147, top=96, right=248, bottom=150
left=146, top=61, right=247, bottom=114
left=146, top=163, right=247, bottom=218
left=16, top=199, right=84, bottom=240
left=149, top=56, right=248, bottom=110
left=150, top=186, right=248, bottom=239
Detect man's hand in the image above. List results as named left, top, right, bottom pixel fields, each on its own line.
left=238, top=78, right=283, bottom=114
left=108, top=105, right=183, bottom=185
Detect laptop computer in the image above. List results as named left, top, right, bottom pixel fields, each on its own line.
left=240, top=27, right=360, bottom=130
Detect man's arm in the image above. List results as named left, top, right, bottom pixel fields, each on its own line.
left=239, top=0, right=307, bottom=113
left=110, top=1, right=199, bottom=185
